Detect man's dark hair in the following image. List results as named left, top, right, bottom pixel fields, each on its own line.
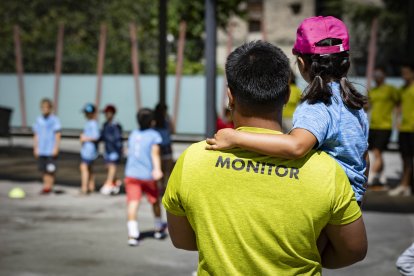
left=225, top=40, right=290, bottom=116
left=137, top=108, right=154, bottom=130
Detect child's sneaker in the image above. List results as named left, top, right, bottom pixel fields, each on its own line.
left=100, top=185, right=112, bottom=195
left=128, top=237, right=139, bottom=246
left=110, top=180, right=122, bottom=195
left=154, top=223, right=168, bottom=240
left=40, top=187, right=52, bottom=195
left=154, top=230, right=167, bottom=240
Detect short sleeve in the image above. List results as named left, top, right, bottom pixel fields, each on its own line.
left=162, top=150, right=187, bottom=216
left=54, top=117, right=62, bottom=132
left=329, top=163, right=362, bottom=225
left=153, top=131, right=163, bottom=145
left=292, top=102, right=330, bottom=146
left=91, top=121, right=100, bottom=139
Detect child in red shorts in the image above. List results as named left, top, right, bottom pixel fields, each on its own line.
left=125, top=108, right=165, bottom=246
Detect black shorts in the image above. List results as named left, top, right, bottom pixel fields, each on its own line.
left=38, top=156, right=57, bottom=174
left=399, top=132, right=414, bottom=157
left=368, top=129, right=391, bottom=151
left=160, top=144, right=172, bottom=158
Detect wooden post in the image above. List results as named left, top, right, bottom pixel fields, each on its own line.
left=53, top=23, right=64, bottom=114
left=13, top=25, right=27, bottom=128
left=205, top=0, right=217, bottom=138
left=95, top=23, right=107, bottom=112
left=130, top=23, right=142, bottom=111
left=221, top=22, right=234, bottom=117
left=172, top=21, right=186, bottom=126
left=261, top=2, right=267, bottom=42
left=366, top=18, right=378, bottom=91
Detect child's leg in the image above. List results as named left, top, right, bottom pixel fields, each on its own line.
left=127, top=200, right=140, bottom=238
left=88, top=165, right=95, bottom=192
left=105, top=163, right=117, bottom=185
left=80, top=162, right=89, bottom=194
left=43, top=173, right=55, bottom=191
left=125, top=178, right=143, bottom=241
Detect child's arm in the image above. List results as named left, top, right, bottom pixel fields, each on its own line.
left=206, top=128, right=318, bottom=159
left=151, top=144, right=163, bottom=180
left=53, top=132, right=61, bottom=157
left=80, top=134, right=98, bottom=143
left=364, top=151, right=370, bottom=180
left=33, top=133, right=39, bottom=158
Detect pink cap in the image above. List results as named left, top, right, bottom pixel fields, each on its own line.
left=292, top=16, right=349, bottom=55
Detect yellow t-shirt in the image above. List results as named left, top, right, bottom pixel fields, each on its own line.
left=368, top=84, right=399, bottom=130
left=163, top=127, right=361, bottom=276
left=283, top=84, right=302, bottom=119
left=399, top=84, right=414, bottom=132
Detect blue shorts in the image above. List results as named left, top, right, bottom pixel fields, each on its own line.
left=81, top=158, right=95, bottom=165
left=104, top=152, right=121, bottom=164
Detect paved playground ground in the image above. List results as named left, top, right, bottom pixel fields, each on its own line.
left=0, top=137, right=413, bottom=275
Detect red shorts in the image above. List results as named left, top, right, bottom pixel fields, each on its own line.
left=124, top=177, right=159, bottom=204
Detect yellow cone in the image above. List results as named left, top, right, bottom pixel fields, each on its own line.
left=8, top=187, right=25, bottom=199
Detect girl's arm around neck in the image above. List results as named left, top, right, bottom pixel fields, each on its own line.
left=206, top=128, right=317, bottom=159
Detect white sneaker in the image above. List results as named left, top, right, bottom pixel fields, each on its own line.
left=100, top=185, right=112, bottom=195
left=388, top=186, right=412, bottom=197
left=128, top=237, right=139, bottom=246
left=110, top=185, right=120, bottom=195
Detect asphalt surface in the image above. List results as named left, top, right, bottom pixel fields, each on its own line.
left=0, top=137, right=413, bottom=275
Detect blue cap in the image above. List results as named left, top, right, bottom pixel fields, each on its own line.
left=83, top=103, right=96, bottom=113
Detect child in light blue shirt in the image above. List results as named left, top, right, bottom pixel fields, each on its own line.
left=80, top=103, right=100, bottom=194
left=33, top=98, right=61, bottom=194
left=124, top=108, right=164, bottom=246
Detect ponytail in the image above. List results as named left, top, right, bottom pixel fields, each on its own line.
left=299, top=42, right=367, bottom=109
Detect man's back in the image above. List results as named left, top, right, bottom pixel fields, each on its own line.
left=163, top=127, right=361, bottom=275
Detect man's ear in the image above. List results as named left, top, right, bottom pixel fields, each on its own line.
left=227, top=88, right=235, bottom=109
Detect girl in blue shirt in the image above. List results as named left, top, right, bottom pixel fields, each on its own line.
left=206, top=16, right=369, bottom=203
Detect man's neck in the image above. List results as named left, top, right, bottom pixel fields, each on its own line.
left=232, top=112, right=282, bottom=132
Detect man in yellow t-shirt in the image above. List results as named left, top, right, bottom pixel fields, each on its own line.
left=163, top=41, right=367, bottom=275
left=367, top=67, right=399, bottom=186
left=389, top=63, right=414, bottom=197
left=282, top=71, right=302, bottom=132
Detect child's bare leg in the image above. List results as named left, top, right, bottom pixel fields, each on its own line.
left=127, top=200, right=140, bottom=240
left=128, top=200, right=140, bottom=221
left=104, top=163, right=117, bottom=185
left=317, top=229, right=328, bottom=256
left=80, top=163, right=89, bottom=194
left=88, top=166, right=95, bottom=192
left=43, top=173, right=54, bottom=191
left=152, top=200, right=161, bottom=218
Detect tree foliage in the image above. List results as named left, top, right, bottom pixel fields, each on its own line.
left=344, top=0, right=409, bottom=75
left=0, top=0, right=244, bottom=74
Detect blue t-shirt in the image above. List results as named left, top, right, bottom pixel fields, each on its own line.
left=293, top=82, right=369, bottom=202
left=80, top=119, right=100, bottom=161
left=32, top=114, right=61, bottom=156
left=125, top=129, right=162, bottom=180
left=101, top=121, right=123, bottom=161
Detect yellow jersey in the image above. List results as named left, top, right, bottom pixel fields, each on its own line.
left=368, top=84, right=399, bottom=130
left=399, top=84, right=414, bottom=132
left=283, top=84, right=302, bottom=119
left=163, top=127, right=361, bottom=276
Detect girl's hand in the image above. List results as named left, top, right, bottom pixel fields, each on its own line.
left=206, top=128, right=238, bottom=150
left=152, top=169, right=163, bottom=181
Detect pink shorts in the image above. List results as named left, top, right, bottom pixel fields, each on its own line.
left=124, top=177, right=158, bottom=204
